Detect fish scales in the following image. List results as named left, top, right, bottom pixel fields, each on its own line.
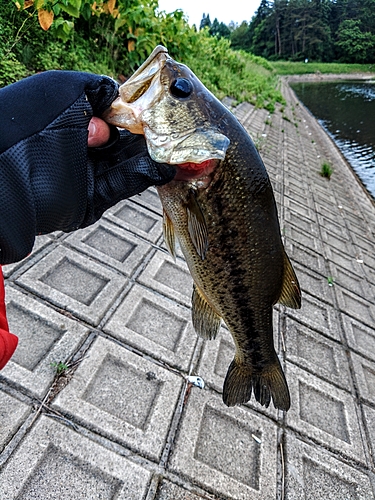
left=104, top=46, right=301, bottom=411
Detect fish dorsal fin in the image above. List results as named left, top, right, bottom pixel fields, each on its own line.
left=186, top=190, right=208, bottom=260
left=278, top=251, right=301, bottom=309
left=162, top=209, right=176, bottom=260
left=192, top=283, right=221, bottom=340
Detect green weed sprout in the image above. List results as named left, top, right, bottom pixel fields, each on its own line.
left=327, top=276, right=335, bottom=286
left=50, top=361, right=69, bottom=375
left=320, top=162, right=333, bottom=179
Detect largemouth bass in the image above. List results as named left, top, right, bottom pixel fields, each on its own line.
left=104, top=46, right=301, bottom=411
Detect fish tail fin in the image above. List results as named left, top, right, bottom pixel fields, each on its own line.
left=223, top=355, right=290, bottom=411
left=223, top=360, right=253, bottom=407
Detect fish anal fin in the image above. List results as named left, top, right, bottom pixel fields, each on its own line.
left=163, top=209, right=176, bottom=260
left=186, top=190, right=208, bottom=260
left=223, top=355, right=291, bottom=411
left=278, top=251, right=301, bottom=309
left=192, top=283, right=221, bottom=340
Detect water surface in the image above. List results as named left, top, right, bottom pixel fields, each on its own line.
left=291, top=80, right=375, bottom=197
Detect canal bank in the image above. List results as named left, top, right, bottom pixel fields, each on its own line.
left=0, top=77, right=375, bottom=499
left=286, top=73, right=375, bottom=202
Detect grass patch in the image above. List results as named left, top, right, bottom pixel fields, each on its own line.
left=271, top=61, right=375, bottom=75
left=185, top=44, right=285, bottom=112
left=320, top=162, right=334, bottom=179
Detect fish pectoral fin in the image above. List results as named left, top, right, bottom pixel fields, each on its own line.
left=163, top=209, right=176, bottom=260
left=278, top=251, right=301, bottom=309
left=192, top=283, right=221, bottom=340
left=223, top=355, right=291, bottom=411
left=186, top=190, right=208, bottom=260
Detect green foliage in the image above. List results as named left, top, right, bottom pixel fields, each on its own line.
left=0, top=0, right=285, bottom=113
left=230, top=0, right=375, bottom=64
left=320, top=161, right=334, bottom=179
left=199, top=13, right=211, bottom=30
left=185, top=38, right=284, bottom=111
left=0, top=53, right=28, bottom=87
left=336, top=20, right=375, bottom=63
left=209, top=18, right=231, bottom=39
left=230, top=21, right=253, bottom=52
left=271, top=60, right=374, bottom=74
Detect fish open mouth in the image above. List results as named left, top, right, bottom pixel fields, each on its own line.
left=174, top=159, right=219, bottom=181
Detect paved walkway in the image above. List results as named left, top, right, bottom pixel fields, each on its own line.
left=1, top=77, right=375, bottom=499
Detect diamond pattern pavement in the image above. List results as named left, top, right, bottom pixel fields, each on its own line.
left=1, top=77, right=375, bottom=499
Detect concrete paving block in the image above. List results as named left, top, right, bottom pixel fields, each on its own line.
left=341, top=313, right=375, bottom=363
left=1, top=287, right=89, bottom=398
left=342, top=212, right=369, bottom=237
left=279, top=169, right=301, bottom=186
left=1, top=235, right=52, bottom=278
left=137, top=250, right=193, bottom=307
left=65, top=219, right=150, bottom=276
left=327, top=262, right=372, bottom=302
left=286, top=292, right=342, bottom=341
left=360, top=250, right=375, bottom=273
left=325, top=246, right=365, bottom=277
left=155, top=480, right=213, bottom=500
left=284, top=319, right=352, bottom=392
left=53, top=336, right=183, bottom=461
left=131, top=187, right=163, bottom=215
left=285, top=223, right=323, bottom=254
left=284, top=210, right=319, bottom=236
left=317, top=214, right=349, bottom=239
left=362, top=404, right=375, bottom=467
left=0, top=416, right=151, bottom=500
left=233, top=101, right=254, bottom=125
left=0, top=390, right=30, bottom=453
left=351, top=231, right=375, bottom=255
left=320, top=228, right=355, bottom=256
left=292, top=262, right=334, bottom=305
left=335, top=285, right=375, bottom=327
left=285, top=363, right=366, bottom=464
left=363, top=263, right=375, bottom=290
left=169, top=390, right=278, bottom=500
left=284, top=192, right=314, bottom=215
left=284, top=172, right=311, bottom=195
left=284, top=196, right=317, bottom=221
left=285, top=431, right=373, bottom=500
left=103, top=284, right=196, bottom=371
left=15, top=247, right=125, bottom=326
left=311, top=186, right=336, bottom=206
left=284, top=240, right=326, bottom=276
left=313, top=196, right=343, bottom=219
left=350, top=353, right=375, bottom=406
left=197, top=321, right=279, bottom=419
left=104, top=199, right=162, bottom=243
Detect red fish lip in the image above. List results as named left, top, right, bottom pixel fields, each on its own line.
left=173, top=159, right=219, bottom=181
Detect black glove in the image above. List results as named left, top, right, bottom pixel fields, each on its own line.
left=0, top=70, right=175, bottom=265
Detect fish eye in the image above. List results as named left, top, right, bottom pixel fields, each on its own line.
left=170, top=78, right=193, bottom=98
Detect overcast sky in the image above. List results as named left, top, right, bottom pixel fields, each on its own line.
left=157, top=0, right=260, bottom=28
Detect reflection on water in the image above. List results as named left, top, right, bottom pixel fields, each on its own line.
left=291, top=80, right=375, bottom=198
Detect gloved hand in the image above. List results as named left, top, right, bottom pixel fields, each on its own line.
left=0, top=70, right=175, bottom=265
left=0, top=271, right=18, bottom=370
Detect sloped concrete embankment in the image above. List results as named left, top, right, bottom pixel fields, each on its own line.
left=0, top=77, right=375, bottom=499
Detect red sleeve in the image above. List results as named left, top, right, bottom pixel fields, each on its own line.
left=0, top=266, right=18, bottom=369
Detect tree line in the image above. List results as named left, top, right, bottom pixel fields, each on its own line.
left=201, top=0, right=375, bottom=63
